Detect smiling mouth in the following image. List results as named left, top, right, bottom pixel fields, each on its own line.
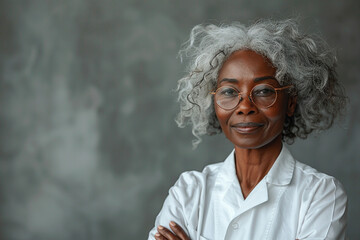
left=231, top=122, right=264, bottom=134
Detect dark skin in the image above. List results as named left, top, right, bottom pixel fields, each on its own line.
left=155, top=222, right=190, bottom=240
left=155, top=50, right=297, bottom=240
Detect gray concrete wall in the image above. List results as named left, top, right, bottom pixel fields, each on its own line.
left=0, top=0, right=359, bottom=239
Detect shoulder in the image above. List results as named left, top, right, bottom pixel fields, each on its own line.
left=175, top=162, right=223, bottom=186
left=292, top=161, right=348, bottom=239
left=170, top=161, right=223, bottom=200
left=293, top=160, right=346, bottom=195
left=292, top=159, right=347, bottom=223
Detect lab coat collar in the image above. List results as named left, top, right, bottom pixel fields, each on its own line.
left=215, top=145, right=295, bottom=200
left=265, top=145, right=295, bottom=186
left=213, top=145, right=295, bottom=229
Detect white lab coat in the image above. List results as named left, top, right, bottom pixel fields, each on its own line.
left=148, top=146, right=347, bottom=240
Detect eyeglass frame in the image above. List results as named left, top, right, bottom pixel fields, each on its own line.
left=210, top=84, right=293, bottom=110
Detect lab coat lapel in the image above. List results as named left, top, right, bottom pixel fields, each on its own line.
left=214, top=149, right=270, bottom=215
left=236, top=179, right=268, bottom=215
left=213, top=150, right=243, bottom=237
left=212, top=146, right=295, bottom=239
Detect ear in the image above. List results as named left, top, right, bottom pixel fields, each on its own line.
left=286, top=95, right=297, bottom=117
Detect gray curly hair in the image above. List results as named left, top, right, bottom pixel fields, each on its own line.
left=175, top=19, right=347, bottom=147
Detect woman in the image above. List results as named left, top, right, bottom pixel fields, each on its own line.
left=148, top=19, right=347, bottom=240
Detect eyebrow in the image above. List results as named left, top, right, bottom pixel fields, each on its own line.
left=218, top=78, right=239, bottom=84
left=218, top=76, right=277, bottom=85
left=254, top=76, right=277, bottom=82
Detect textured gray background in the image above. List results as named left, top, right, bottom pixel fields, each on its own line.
left=0, top=0, right=359, bottom=239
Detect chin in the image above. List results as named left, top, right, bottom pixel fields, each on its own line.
left=227, top=133, right=283, bottom=150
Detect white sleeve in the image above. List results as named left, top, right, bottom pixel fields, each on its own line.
left=147, top=186, right=190, bottom=240
left=297, top=178, right=347, bottom=240
left=148, top=171, right=203, bottom=240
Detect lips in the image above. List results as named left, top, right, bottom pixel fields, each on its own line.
left=231, top=122, right=264, bottom=134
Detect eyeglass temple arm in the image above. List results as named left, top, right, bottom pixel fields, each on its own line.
left=274, top=85, right=293, bottom=91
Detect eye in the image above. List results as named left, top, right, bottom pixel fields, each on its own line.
left=218, top=87, right=239, bottom=97
left=252, top=85, right=276, bottom=97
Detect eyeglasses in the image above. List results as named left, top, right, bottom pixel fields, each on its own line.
left=210, top=84, right=292, bottom=110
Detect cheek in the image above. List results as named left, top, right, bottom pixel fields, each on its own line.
left=264, top=104, right=288, bottom=130
left=214, top=105, right=231, bottom=126
left=267, top=109, right=285, bottom=121
left=267, top=95, right=289, bottom=118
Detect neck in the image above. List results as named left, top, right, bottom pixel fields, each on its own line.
left=234, top=136, right=283, bottom=199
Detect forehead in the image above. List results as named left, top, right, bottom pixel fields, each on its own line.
left=218, top=50, right=276, bottom=82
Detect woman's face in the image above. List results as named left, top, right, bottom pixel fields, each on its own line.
left=215, top=50, right=296, bottom=149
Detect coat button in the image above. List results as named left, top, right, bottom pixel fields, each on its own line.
left=232, top=223, right=239, bottom=229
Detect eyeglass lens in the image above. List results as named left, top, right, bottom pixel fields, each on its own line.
left=215, top=84, right=277, bottom=109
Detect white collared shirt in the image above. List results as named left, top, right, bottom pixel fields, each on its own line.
left=148, top=146, right=347, bottom=240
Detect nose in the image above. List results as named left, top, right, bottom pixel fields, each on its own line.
left=235, top=95, right=258, bottom=115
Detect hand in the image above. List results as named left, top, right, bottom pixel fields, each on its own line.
left=155, top=221, right=190, bottom=240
